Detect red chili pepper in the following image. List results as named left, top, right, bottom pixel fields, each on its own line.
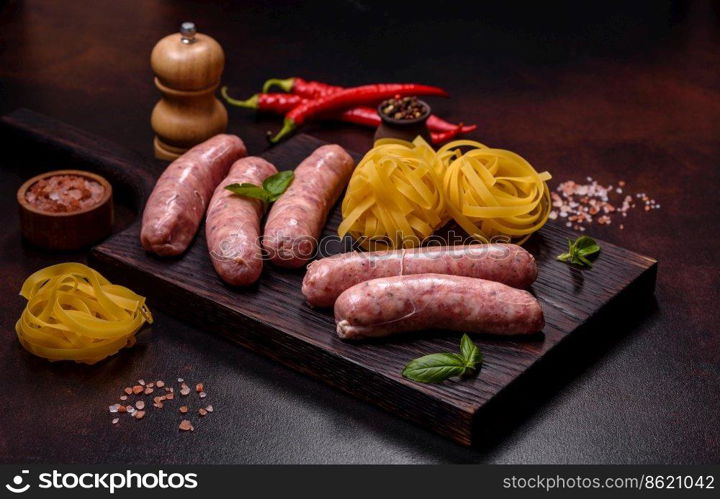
left=225, top=87, right=475, bottom=143
left=427, top=116, right=477, bottom=134
left=225, top=88, right=477, bottom=143
left=262, top=78, right=477, bottom=133
left=339, top=107, right=475, bottom=135
left=263, top=77, right=341, bottom=98
left=430, top=125, right=466, bottom=144
left=270, top=83, right=449, bottom=143
left=339, top=107, right=465, bottom=144
left=222, top=87, right=303, bottom=113
left=336, top=106, right=382, bottom=127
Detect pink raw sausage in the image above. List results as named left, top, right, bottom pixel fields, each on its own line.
left=334, top=274, right=544, bottom=340
left=205, top=157, right=278, bottom=286
left=303, top=243, right=537, bottom=307
left=141, top=134, right=247, bottom=256
left=263, top=144, right=355, bottom=268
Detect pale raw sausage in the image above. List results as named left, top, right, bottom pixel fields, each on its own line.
left=303, top=244, right=537, bottom=307
left=141, top=134, right=247, bottom=256
left=206, top=157, right=278, bottom=286
left=334, top=274, right=544, bottom=340
left=263, top=144, right=355, bottom=268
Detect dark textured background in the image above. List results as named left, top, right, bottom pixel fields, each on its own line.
left=0, top=0, right=718, bottom=463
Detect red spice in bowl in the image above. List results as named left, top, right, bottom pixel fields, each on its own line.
left=17, top=169, right=113, bottom=250
left=25, top=174, right=106, bottom=213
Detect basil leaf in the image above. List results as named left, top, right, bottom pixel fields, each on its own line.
left=402, top=353, right=467, bottom=383
left=577, top=254, right=594, bottom=267
left=459, top=334, right=482, bottom=368
left=577, top=244, right=600, bottom=257
left=574, top=236, right=600, bottom=256
left=263, top=171, right=294, bottom=200
left=225, top=183, right=271, bottom=202
left=556, top=252, right=571, bottom=262
left=557, top=236, right=601, bottom=267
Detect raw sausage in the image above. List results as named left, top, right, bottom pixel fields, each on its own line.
left=141, top=134, right=247, bottom=256
left=206, top=157, right=278, bottom=286
left=263, top=144, right=355, bottom=268
left=303, top=243, right=537, bottom=307
left=334, top=274, right=544, bottom=340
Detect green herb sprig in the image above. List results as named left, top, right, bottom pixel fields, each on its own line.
left=557, top=235, right=601, bottom=267
left=225, top=170, right=294, bottom=207
left=401, top=334, right=483, bottom=384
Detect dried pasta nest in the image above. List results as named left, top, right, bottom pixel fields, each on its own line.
left=15, top=263, right=153, bottom=364
left=339, top=137, right=446, bottom=250
left=339, top=137, right=551, bottom=249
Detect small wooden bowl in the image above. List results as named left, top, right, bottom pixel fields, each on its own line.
left=374, top=98, right=432, bottom=143
left=17, top=169, right=113, bottom=250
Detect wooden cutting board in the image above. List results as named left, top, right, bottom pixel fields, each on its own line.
left=88, top=133, right=657, bottom=445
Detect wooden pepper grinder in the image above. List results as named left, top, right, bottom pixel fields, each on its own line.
left=150, top=22, right=228, bottom=160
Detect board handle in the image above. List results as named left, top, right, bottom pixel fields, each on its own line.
left=1, top=108, right=156, bottom=212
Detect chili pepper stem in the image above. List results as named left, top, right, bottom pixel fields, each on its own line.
left=262, top=77, right=295, bottom=93
left=221, top=87, right=259, bottom=109
left=269, top=118, right=297, bottom=143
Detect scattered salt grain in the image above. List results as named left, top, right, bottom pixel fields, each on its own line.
left=550, top=179, right=658, bottom=230
left=109, top=377, right=212, bottom=433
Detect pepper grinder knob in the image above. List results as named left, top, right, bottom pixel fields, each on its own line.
left=180, top=22, right=197, bottom=44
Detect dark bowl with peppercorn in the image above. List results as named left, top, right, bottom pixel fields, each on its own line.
left=374, top=96, right=432, bottom=143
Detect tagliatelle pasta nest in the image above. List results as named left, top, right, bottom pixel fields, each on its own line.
left=339, top=137, right=446, bottom=249
left=15, top=263, right=153, bottom=364
left=438, top=140, right=552, bottom=244
left=339, top=137, right=552, bottom=249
